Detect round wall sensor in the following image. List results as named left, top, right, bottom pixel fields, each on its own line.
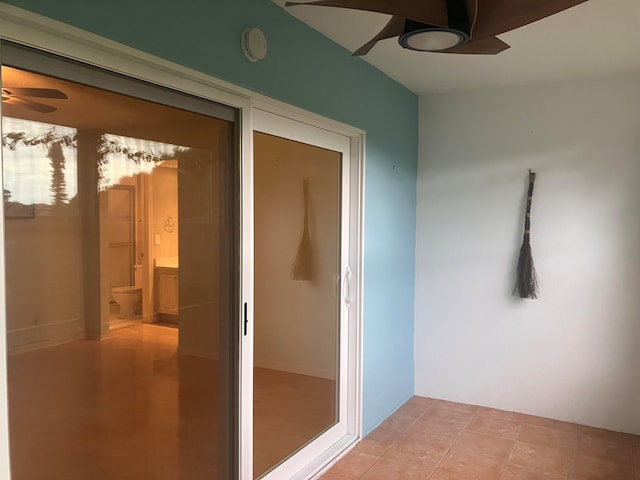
left=242, top=27, right=267, bottom=62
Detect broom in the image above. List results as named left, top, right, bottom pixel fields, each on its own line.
left=292, top=178, right=312, bottom=280
left=514, top=170, right=539, bottom=299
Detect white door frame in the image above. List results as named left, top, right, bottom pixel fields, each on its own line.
left=0, top=4, right=364, bottom=479
left=244, top=106, right=363, bottom=480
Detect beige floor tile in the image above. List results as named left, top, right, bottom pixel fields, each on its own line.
left=437, top=448, right=503, bottom=480
left=411, top=416, right=465, bottom=436
left=382, top=436, right=449, bottom=468
left=519, top=415, right=578, bottom=434
left=453, top=431, right=515, bottom=461
left=481, top=408, right=528, bottom=424
left=467, top=413, right=521, bottom=440
left=570, top=454, right=634, bottom=480
left=421, top=405, right=474, bottom=430
left=574, top=433, right=634, bottom=465
left=434, top=400, right=480, bottom=414
left=509, top=442, right=571, bottom=475
left=435, top=400, right=482, bottom=413
left=395, top=396, right=435, bottom=419
left=355, top=437, right=396, bottom=457
left=401, top=424, right=459, bottom=451
left=378, top=412, right=418, bottom=436
left=579, top=425, right=637, bottom=444
left=430, top=474, right=467, bottom=480
left=517, top=424, right=575, bottom=450
left=367, top=425, right=404, bottom=440
left=321, top=473, right=351, bottom=480
left=360, top=457, right=434, bottom=479
left=501, top=463, right=567, bottom=480
left=329, top=451, right=379, bottom=479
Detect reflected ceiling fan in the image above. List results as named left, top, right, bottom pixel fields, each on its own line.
left=1, top=87, right=68, bottom=113
left=285, top=0, right=588, bottom=55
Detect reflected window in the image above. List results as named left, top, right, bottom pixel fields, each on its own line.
left=2, top=116, right=77, bottom=206
left=98, top=133, right=186, bottom=191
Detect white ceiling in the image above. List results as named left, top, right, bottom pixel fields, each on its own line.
left=273, top=0, right=640, bottom=95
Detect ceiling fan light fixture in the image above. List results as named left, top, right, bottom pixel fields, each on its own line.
left=399, top=21, right=469, bottom=52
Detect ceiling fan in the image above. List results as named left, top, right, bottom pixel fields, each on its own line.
left=1, top=87, right=68, bottom=113
left=285, top=0, right=588, bottom=55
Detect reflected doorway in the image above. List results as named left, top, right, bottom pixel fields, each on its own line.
left=106, top=184, right=139, bottom=330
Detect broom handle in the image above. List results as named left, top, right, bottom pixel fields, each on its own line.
left=523, top=170, right=536, bottom=243
left=303, top=179, right=310, bottom=233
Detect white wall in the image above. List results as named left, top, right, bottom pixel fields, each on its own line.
left=177, top=150, right=221, bottom=359
left=415, top=73, right=640, bottom=434
left=151, top=166, right=178, bottom=262
left=5, top=204, right=85, bottom=350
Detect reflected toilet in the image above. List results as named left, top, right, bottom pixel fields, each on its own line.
left=111, top=264, right=142, bottom=319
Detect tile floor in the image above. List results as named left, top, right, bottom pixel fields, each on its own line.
left=323, top=397, right=640, bottom=480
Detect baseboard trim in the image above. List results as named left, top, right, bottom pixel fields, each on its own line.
left=177, top=344, right=219, bottom=360
left=8, top=318, right=85, bottom=355
left=255, top=358, right=336, bottom=380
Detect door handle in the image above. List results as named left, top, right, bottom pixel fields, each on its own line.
left=343, top=266, right=352, bottom=309
left=243, top=302, right=248, bottom=336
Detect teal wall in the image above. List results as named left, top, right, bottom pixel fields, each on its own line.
left=4, top=0, right=418, bottom=434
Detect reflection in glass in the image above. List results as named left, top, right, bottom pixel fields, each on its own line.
left=2, top=117, right=77, bottom=211
left=253, top=132, right=342, bottom=478
left=2, top=65, right=237, bottom=479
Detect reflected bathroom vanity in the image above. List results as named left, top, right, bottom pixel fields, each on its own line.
left=154, top=257, right=179, bottom=324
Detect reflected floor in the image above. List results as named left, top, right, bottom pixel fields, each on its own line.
left=254, top=368, right=336, bottom=478
left=7, top=324, right=335, bottom=480
left=108, top=317, right=142, bottom=331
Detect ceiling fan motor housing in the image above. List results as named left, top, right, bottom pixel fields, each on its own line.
left=399, top=0, right=471, bottom=52
left=287, top=0, right=586, bottom=56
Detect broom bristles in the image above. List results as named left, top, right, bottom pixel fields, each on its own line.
left=292, top=231, right=312, bottom=280
left=514, top=241, right=538, bottom=299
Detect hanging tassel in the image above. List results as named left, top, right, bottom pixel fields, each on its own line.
left=514, top=170, right=539, bottom=299
left=292, top=178, right=312, bottom=280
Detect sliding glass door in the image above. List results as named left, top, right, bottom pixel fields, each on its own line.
left=247, top=109, right=359, bottom=480
left=0, top=42, right=240, bottom=479
left=0, top=41, right=361, bottom=480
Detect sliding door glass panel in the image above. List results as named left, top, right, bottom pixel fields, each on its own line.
left=253, top=131, right=341, bottom=478
left=1, top=58, right=238, bottom=479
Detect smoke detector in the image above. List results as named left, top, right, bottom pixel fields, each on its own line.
left=242, top=27, right=267, bottom=62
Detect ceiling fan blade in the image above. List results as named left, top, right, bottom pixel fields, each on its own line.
left=472, top=0, right=588, bottom=40
left=286, top=0, right=449, bottom=27
left=3, top=96, right=57, bottom=113
left=442, top=36, right=510, bottom=55
left=353, top=16, right=406, bottom=56
left=2, top=87, right=67, bottom=99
